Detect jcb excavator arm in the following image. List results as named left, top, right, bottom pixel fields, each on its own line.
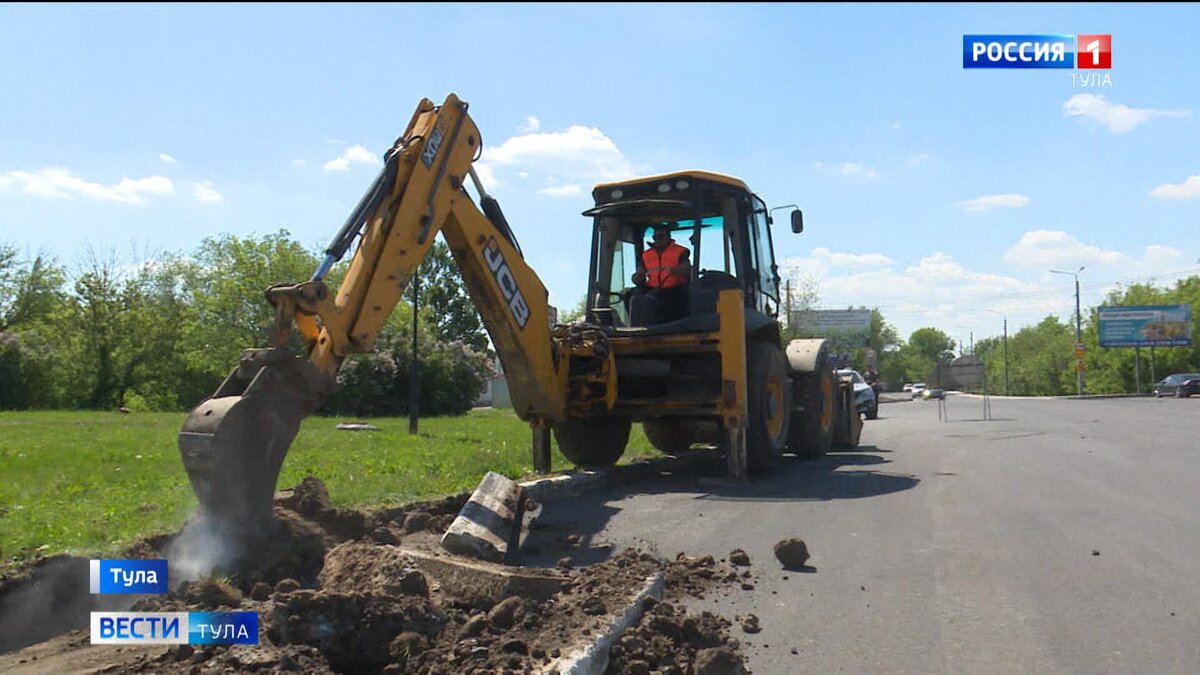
left=178, top=94, right=581, bottom=537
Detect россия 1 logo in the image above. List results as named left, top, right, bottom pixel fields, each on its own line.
left=963, top=34, right=1111, bottom=69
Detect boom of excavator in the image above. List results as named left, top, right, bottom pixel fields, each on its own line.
left=178, top=93, right=857, bottom=540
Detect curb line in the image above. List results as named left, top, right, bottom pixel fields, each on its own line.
left=520, top=452, right=713, bottom=503
left=542, top=573, right=665, bottom=675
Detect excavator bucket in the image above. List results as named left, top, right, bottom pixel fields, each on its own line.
left=178, top=348, right=336, bottom=539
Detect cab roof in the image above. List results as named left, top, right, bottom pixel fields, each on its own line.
left=592, top=170, right=749, bottom=194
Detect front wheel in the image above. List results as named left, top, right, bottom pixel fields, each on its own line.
left=747, top=341, right=792, bottom=472
left=866, top=400, right=879, bottom=420
left=554, top=416, right=632, bottom=468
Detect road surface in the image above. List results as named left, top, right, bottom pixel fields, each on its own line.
left=527, top=395, right=1200, bottom=673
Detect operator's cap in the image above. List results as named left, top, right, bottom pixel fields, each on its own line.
left=652, top=222, right=672, bottom=231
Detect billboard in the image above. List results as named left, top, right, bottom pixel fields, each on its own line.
left=790, top=309, right=872, bottom=346
left=1098, top=304, right=1192, bottom=348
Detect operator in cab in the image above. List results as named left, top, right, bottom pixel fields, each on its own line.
left=632, top=222, right=691, bottom=323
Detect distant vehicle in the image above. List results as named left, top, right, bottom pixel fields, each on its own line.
left=1154, top=373, right=1200, bottom=398
left=902, top=382, right=915, bottom=393
left=921, top=388, right=946, bottom=400
left=837, top=369, right=879, bottom=419
left=910, top=383, right=927, bottom=399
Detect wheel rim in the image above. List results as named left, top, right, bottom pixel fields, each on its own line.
left=765, top=375, right=784, bottom=439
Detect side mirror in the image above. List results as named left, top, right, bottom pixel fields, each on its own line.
left=791, top=209, right=804, bottom=234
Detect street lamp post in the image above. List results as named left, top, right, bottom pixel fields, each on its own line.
left=987, top=309, right=1008, bottom=396
left=954, top=325, right=974, bottom=355
left=1050, top=266, right=1085, bottom=397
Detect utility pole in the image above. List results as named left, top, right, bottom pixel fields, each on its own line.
left=785, top=279, right=793, bottom=336
left=1050, top=267, right=1085, bottom=397
left=988, top=309, right=1008, bottom=396
left=409, top=266, right=420, bottom=434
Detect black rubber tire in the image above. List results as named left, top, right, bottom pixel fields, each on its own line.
left=554, top=416, right=632, bottom=468
left=747, top=341, right=792, bottom=472
left=866, top=401, right=879, bottom=420
left=643, top=419, right=693, bottom=455
left=789, top=362, right=835, bottom=459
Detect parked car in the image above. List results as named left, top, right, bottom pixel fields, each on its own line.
left=902, top=382, right=915, bottom=393
left=837, top=369, right=879, bottom=419
left=1154, top=373, right=1200, bottom=398
left=910, top=382, right=927, bottom=399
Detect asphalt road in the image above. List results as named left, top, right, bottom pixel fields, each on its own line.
left=529, top=395, right=1200, bottom=674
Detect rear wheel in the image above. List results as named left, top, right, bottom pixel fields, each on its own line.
left=554, top=416, right=631, bottom=468
left=747, top=341, right=792, bottom=472
left=643, top=419, right=694, bottom=455
left=789, top=360, right=835, bottom=459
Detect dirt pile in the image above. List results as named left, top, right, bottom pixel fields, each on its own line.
left=607, top=597, right=746, bottom=675
left=0, top=476, right=749, bottom=674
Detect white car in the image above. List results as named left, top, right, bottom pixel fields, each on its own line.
left=910, top=383, right=927, bottom=399
left=902, top=382, right=915, bottom=393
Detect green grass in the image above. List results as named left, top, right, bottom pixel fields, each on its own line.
left=0, top=408, right=659, bottom=571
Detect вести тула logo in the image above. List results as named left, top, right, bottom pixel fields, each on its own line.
left=963, top=34, right=1111, bottom=69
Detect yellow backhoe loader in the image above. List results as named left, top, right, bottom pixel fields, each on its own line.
left=178, top=93, right=860, bottom=538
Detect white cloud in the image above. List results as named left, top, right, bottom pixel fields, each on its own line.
left=474, top=162, right=499, bottom=190
left=1150, top=174, right=1200, bottom=200
left=0, top=167, right=173, bottom=205
left=814, top=161, right=879, bottom=179
left=906, top=153, right=932, bottom=167
left=955, top=193, right=1030, bottom=212
left=476, top=125, right=636, bottom=190
left=159, top=153, right=177, bottom=164
left=782, top=249, right=1061, bottom=340
left=518, top=116, right=540, bottom=133
left=538, top=184, right=582, bottom=197
left=1004, top=230, right=1126, bottom=267
left=890, top=121, right=902, bottom=130
left=323, top=144, right=378, bottom=172
left=1062, top=94, right=1189, bottom=134
left=191, top=180, right=222, bottom=203
left=808, top=247, right=894, bottom=269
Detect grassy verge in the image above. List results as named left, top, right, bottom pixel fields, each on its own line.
left=0, top=408, right=659, bottom=571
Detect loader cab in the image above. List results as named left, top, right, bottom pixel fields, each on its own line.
left=583, top=171, right=789, bottom=333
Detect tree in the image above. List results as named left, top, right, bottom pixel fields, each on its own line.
left=177, top=231, right=321, bottom=383
left=0, top=244, right=66, bottom=330
left=418, top=238, right=488, bottom=351
left=888, top=327, right=956, bottom=386
left=782, top=271, right=821, bottom=339
left=558, top=295, right=588, bottom=324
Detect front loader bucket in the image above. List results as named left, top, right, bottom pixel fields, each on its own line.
left=178, top=349, right=335, bottom=539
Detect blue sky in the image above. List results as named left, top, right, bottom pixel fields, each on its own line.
left=2, top=4, right=1198, bottom=345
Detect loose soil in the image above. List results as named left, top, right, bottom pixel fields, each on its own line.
left=0, top=477, right=748, bottom=674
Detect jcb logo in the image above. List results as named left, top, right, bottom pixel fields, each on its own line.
left=421, top=125, right=444, bottom=168
left=483, top=238, right=530, bottom=329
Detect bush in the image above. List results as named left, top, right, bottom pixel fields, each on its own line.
left=0, top=332, right=25, bottom=409
left=321, top=333, right=493, bottom=418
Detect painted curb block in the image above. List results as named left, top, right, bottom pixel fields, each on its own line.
left=541, top=573, right=665, bottom=675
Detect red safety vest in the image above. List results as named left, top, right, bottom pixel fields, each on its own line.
left=642, top=241, right=689, bottom=289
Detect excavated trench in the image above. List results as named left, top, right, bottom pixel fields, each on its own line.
left=0, top=477, right=751, bottom=674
